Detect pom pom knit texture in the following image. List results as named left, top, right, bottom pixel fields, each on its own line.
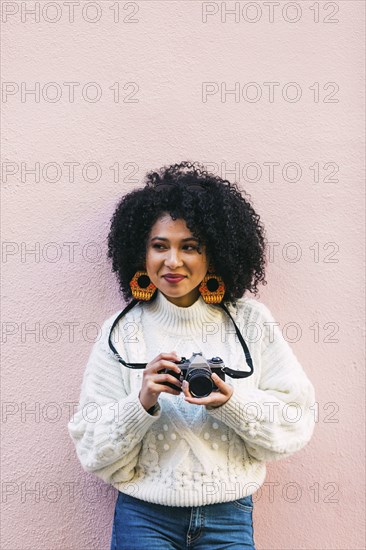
left=68, top=291, right=315, bottom=507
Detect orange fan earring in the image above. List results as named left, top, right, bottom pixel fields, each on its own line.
left=198, top=268, right=225, bottom=304
left=129, top=271, right=157, bottom=301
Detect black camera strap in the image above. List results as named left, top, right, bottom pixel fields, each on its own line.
left=108, top=299, right=146, bottom=368
left=108, top=298, right=254, bottom=379
left=217, top=302, right=253, bottom=378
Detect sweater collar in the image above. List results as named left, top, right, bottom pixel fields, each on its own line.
left=142, top=290, right=223, bottom=333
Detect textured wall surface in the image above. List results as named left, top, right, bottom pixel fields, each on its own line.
left=1, top=2, right=365, bottom=549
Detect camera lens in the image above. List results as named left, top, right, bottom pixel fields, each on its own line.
left=188, top=371, right=213, bottom=398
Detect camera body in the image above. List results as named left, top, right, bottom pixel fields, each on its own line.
left=160, top=352, right=225, bottom=398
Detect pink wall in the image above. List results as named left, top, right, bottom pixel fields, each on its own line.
left=2, top=2, right=365, bottom=549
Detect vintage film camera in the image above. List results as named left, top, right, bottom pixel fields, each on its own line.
left=159, top=352, right=226, bottom=398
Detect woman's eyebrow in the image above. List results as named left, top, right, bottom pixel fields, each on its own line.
left=150, top=236, right=199, bottom=242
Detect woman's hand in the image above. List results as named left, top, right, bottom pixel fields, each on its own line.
left=182, top=373, right=233, bottom=408
left=139, top=352, right=183, bottom=412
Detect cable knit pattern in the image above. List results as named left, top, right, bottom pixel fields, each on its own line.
left=67, top=291, right=316, bottom=506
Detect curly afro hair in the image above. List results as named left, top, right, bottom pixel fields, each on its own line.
left=107, top=161, right=267, bottom=306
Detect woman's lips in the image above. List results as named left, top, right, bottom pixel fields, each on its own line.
left=162, top=275, right=186, bottom=283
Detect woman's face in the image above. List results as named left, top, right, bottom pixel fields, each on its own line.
left=145, top=214, right=209, bottom=307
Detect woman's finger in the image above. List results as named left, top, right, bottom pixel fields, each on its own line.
left=211, top=373, right=232, bottom=395
left=147, top=356, right=182, bottom=375
left=182, top=380, right=190, bottom=398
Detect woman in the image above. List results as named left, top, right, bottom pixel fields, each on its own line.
left=67, top=162, right=316, bottom=549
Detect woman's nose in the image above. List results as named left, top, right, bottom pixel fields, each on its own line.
left=164, top=249, right=183, bottom=268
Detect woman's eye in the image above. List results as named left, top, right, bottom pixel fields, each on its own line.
left=152, top=244, right=199, bottom=251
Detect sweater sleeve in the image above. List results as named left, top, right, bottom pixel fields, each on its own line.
left=67, top=315, right=160, bottom=485
left=206, top=301, right=316, bottom=462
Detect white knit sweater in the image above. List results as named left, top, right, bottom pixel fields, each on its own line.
left=67, top=291, right=315, bottom=507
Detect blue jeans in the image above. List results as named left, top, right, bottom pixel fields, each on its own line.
left=110, top=491, right=256, bottom=549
